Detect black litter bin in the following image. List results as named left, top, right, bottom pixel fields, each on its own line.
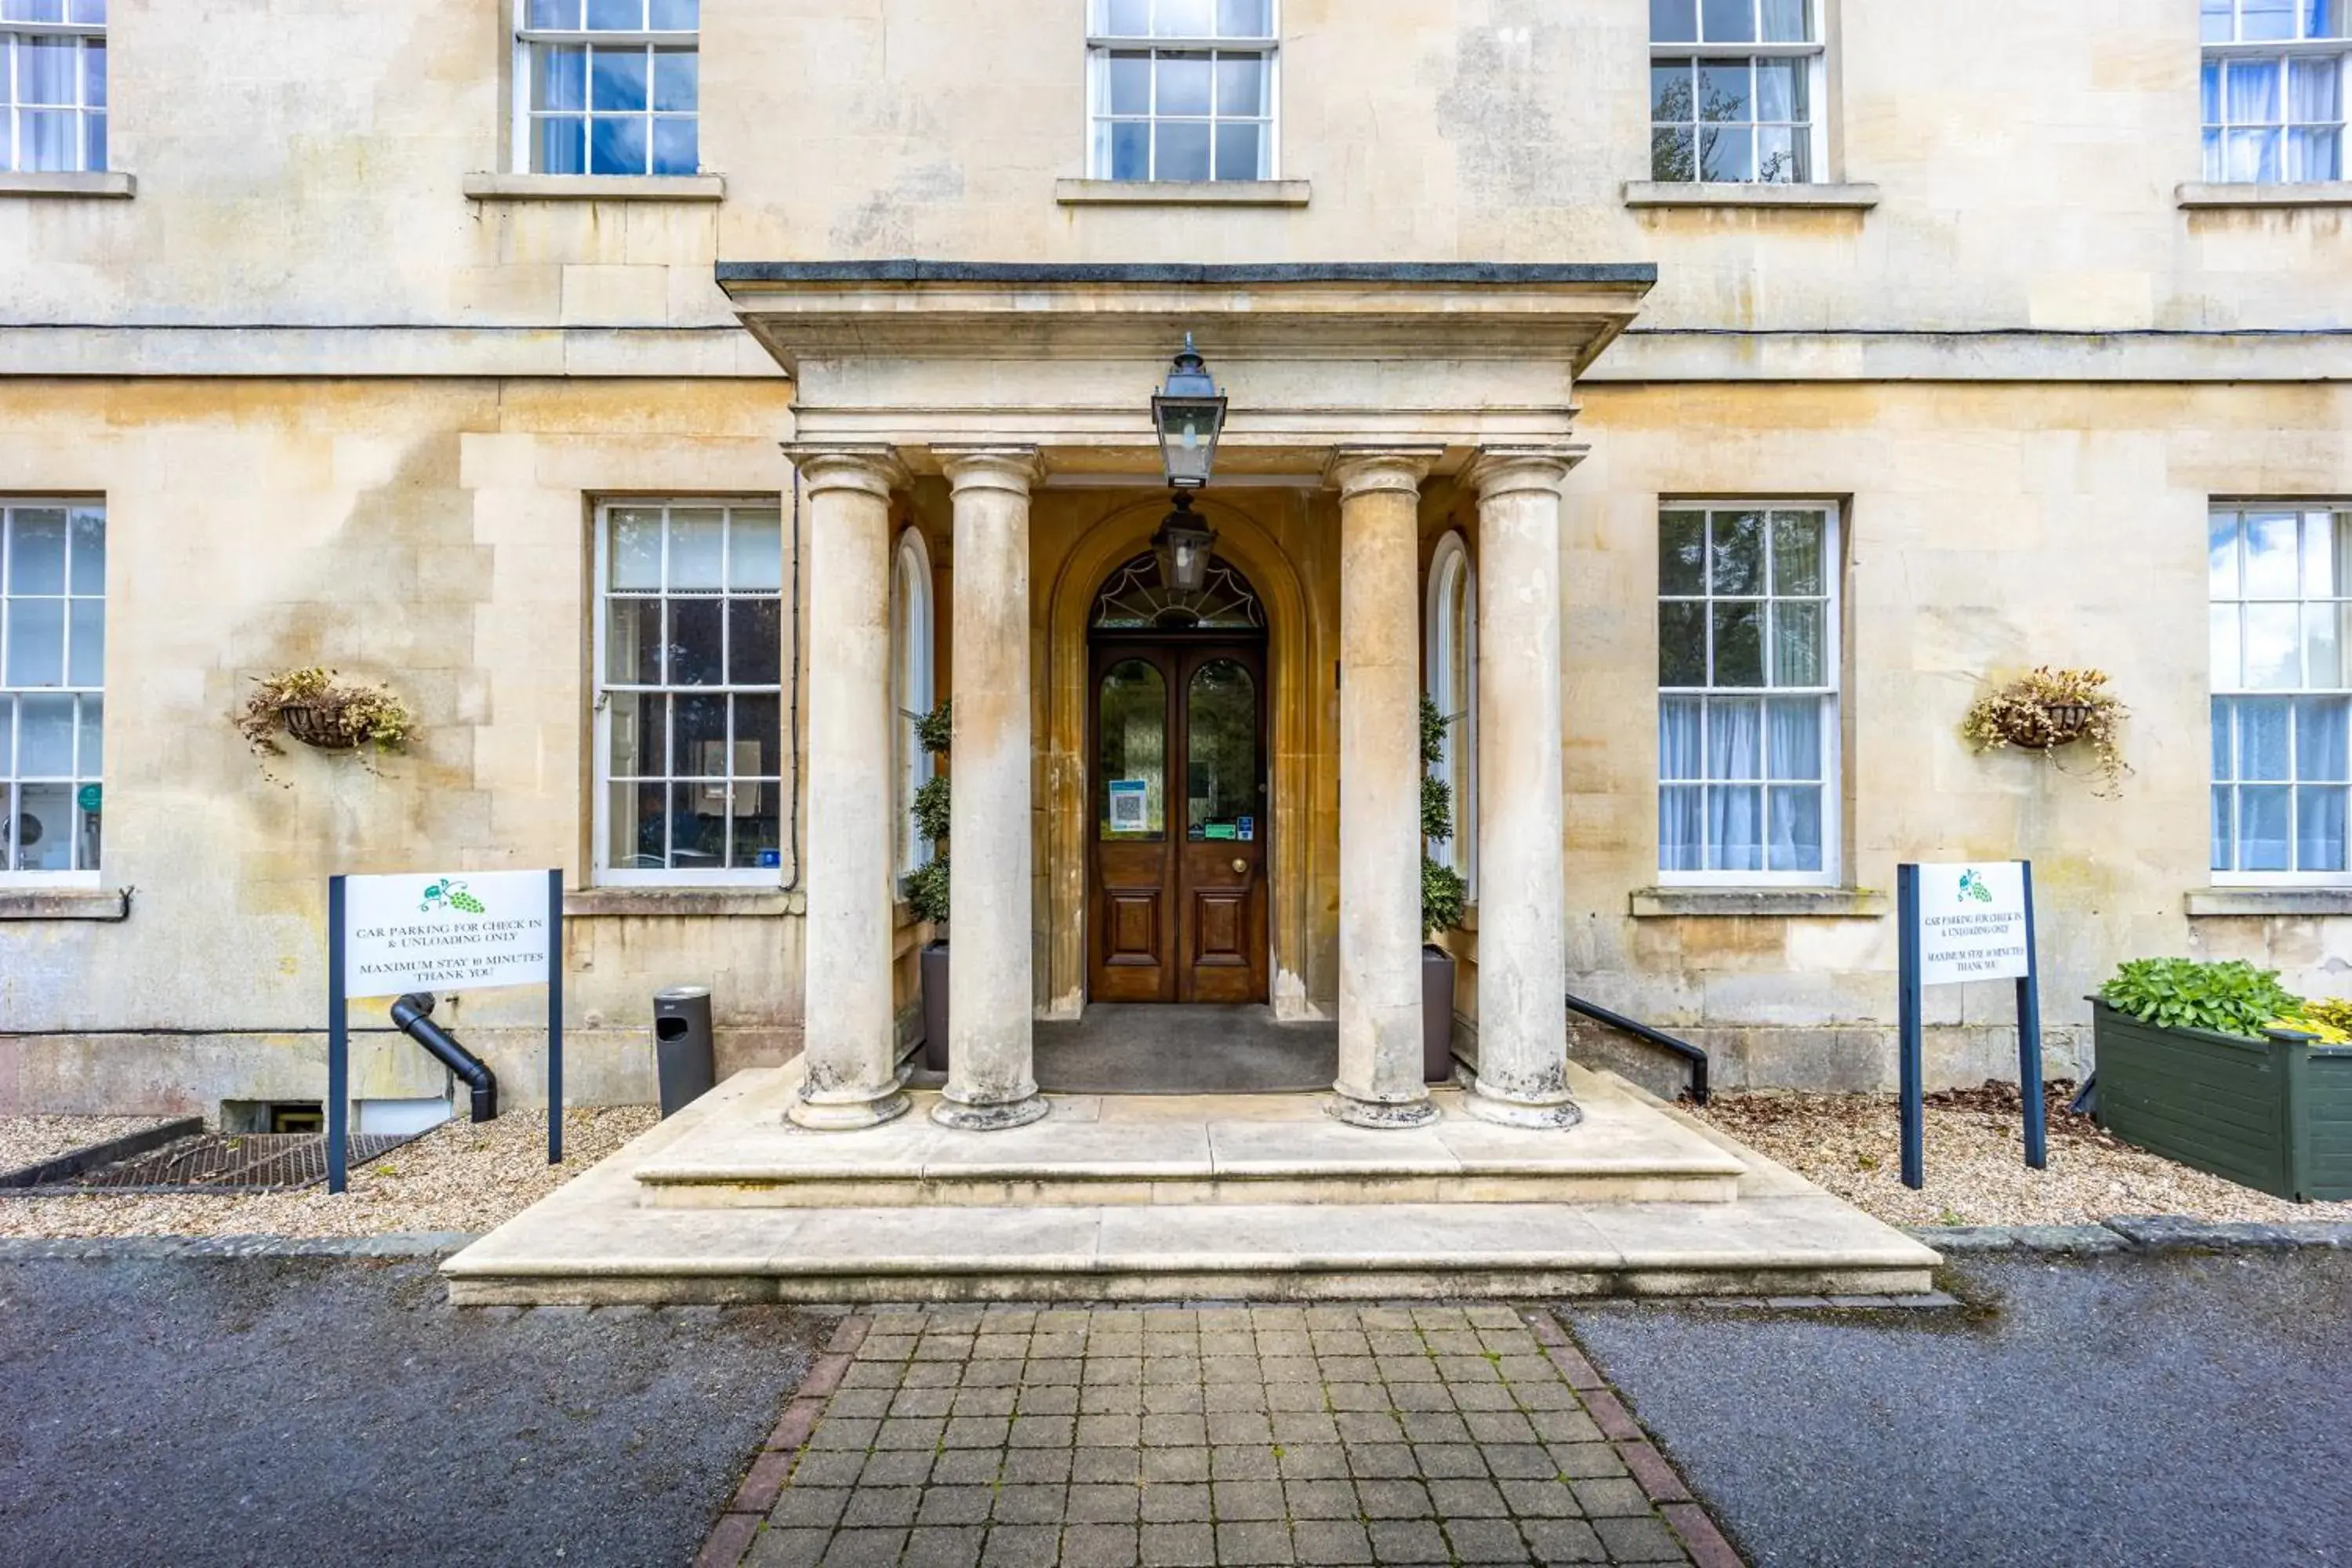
left=652, top=986, right=716, bottom=1116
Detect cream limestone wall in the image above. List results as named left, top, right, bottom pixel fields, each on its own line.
left=0, top=2, right=2340, bottom=337
left=0, top=379, right=804, bottom=1113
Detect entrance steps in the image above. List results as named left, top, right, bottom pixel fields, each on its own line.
left=443, top=1062, right=1940, bottom=1305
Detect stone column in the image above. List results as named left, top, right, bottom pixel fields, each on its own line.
left=786, top=446, right=913, bottom=1131
left=935, top=448, right=1050, bottom=1131
left=1327, top=449, right=1443, bottom=1130
left=1464, top=448, right=1582, bottom=1129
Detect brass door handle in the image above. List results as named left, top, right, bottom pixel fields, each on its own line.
left=1231, top=858, right=1247, bottom=875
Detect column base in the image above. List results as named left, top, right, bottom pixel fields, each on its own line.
left=1323, top=1093, right=1443, bottom=1131
left=931, top=1093, right=1052, bottom=1132
left=786, top=1089, right=913, bottom=1131
left=1461, top=1087, right=1584, bottom=1131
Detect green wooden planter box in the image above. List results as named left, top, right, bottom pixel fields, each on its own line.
left=2092, top=1001, right=2352, bottom=1203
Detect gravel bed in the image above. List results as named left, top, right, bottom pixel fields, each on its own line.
left=1691, top=1082, right=2352, bottom=1228
left=0, top=1115, right=183, bottom=1178
left=0, top=1105, right=657, bottom=1239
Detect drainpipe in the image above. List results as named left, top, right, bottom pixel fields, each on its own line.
left=389, top=993, right=498, bottom=1123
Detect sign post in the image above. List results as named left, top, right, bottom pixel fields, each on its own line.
left=1896, top=859, right=2045, bottom=1190
left=327, top=869, right=562, bottom=1193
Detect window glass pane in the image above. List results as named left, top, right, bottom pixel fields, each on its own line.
left=85, top=112, right=107, bottom=174
left=608, top=780, right=656, bottom=868
left=2288, top=56, right=2340, bottom=122
left=1652, top=125, right=1696, bottom=182
left=67, top=507, right=103, bottom=594
left=1156, top=0, right=1213, bottom=35
left=1660, top=696, right=1704, bottom=779
left=1767, top=786, right=1822, bottom=872
left=2305, top=601, right=2344, bottom=687
left=532, top=43, right=586, bottom=111
left=1660, top=786, right=1704, bottom=870
left=2240, top=785, right=2292, bottom=869
left=1769, top=510, right=1824, bottom=594
left=1660, top=510, right=1707, bottom=594
left=669, top=599, right=722, bottom=685
left=728, top=509, right=781, bottom=590
left=1707, top=698, right=1762, bottom=778
left=2313, top=0, right=2342, bottom=37
left=1769, top=600, right=1824, bottom=687
left=1700, top=0, right=1755, bottom=42
left=610, top=507, right=664, bottom=590
left=606, top=691, right=661, bottom=778
left=652, top=48, right=696, bottom=111
left=651, top=117, right=696, bottom=176
left=1698, top=60, right=1751, bottom=122
left=85, top=39, right=104, bottom=108
left=2209, top=511, right=2240, bottom=598
left=10, top=507, right=66, bottom=593
left=1216, top=0, right=1272, bottom=38
left=2288, top=126, right=2343, bottom=181
left=1756, top=125, right=1806, bottom=182
left=2321, top=513, right=2352, bottom=596
left=1759, top=0, right=1809, bottom=42
left=0, top=695, right=11, bottom=775
left=2243, top=0, right=2297, bottom=38
left=2226, top=126, right=2282, bottom=182
left=1186, top=659, right=1261, bottom=836
left=1107, top=0, right=1150, bottom=33
left=1155, top=119, right=1211, bottom=180
left=726, top=598, right=780, bottom=686
left=2202, top=59, right=2223, bottom=125
left=2299, top=787, right=2349, bottom=870
left=2244, top=603, right=2302, bottom=688
left=1156, top=51, right=1211, bottom=114
left=735, top=692, right=780, bottom=774
left=648, top=0, right=697, bottom=27
left=1098, top=659, right=1167, bottom=837
left=1711, top=601, right=1764, bottom=686
left=1708, top=510, right=1764, bottom=593
left=533, top=116, right=586, bottom=175
left=2298, top=698, right=2350, bottom=781
left=2239, top=695, right=2292, bottom=779
left=2243, top=510, right=2300, bottom=596
left=1109, top=51, right=1151, bottom=114
left=1708, top=786, right=1763, bottom=870
left=2227, top=59, right=2281, bottom=123
left=2212, top=603, right=2241, bottom=687
left=2212, top=786, right=2234, bottom=871
left=1651, top=0, right=1698, bottom=40
left=5, top=598, right=64, bottom=687
left=1216, top=53, right=1268, bottom=115
left=67, top=599, right=101, bottom=686
left=3, top=1, right=65, bottom=23
left=592, top=47, right=648, bottom=111
left=21, top=37, right=74, bottom=103
left=21, top=111, right=71, bottom=172
left=1765, top=697, right=1820, bottom=779
left=18, top=691, right=72, bottom=774
left=586, top=0, right=643, bottom=29
left=2212, top=698, right=2234, bottom=780
left=13, top=782, right=71, bottom=869
left=1653, top=61, right=1694, bottom=122
left=1700, top=125, right=1752, bottom=180
left=605, top=597, right=661, bottom=684
left=68, top=0, right=106, bottom=21
left=1109, top=120, right=1150, bottom=179
left=671, top=688, right=726, bottom=775
left=2201, top=0, right=2234, bottom=41
left=1756, top=57, right=1804, bottom=122
left=1214, top=122, right=1263, bottom=180
left=76, top=691, right=100, bottom=774
left=529, top=0, right=582, bottom=26
left=1658, top=601, right=1706, bottom=686
left=666, top=508, right=724, bottom=589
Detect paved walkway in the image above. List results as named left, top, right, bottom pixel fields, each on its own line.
left=705, top=1304, right=1737, bottom=1568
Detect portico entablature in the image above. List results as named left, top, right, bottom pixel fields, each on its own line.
left=713, top=261, right=1655, bottom=479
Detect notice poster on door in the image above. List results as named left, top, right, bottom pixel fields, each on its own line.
left=1108, top=779, right=1149, bottom=833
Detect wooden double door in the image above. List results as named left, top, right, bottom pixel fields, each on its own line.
left=1088, top=639, right=1269, bottom=1004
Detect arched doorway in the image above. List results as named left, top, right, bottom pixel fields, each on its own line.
left=1087, top=551, right=1270, bottom=1004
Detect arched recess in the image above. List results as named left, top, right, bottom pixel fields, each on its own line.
left=889, top=525, right=935, bottom=881
left=1040, top=495, right=1319, bottom=1020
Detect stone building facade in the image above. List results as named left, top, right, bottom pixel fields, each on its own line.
left=1, top=0, right=2347, bottom=1120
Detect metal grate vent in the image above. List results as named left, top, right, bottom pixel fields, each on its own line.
left=27, top=1131, right=425, bottom=1193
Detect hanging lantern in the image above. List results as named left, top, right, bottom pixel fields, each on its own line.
left=1151, top=492, right=1217, bottom=595
left=1151, top=332, right=1228, bottom=490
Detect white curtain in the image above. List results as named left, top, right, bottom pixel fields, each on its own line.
left=1658, top=699, right=1704, bottom=871
left=1705, top=700, right=1762, bottom=871
left=2289, top=59, right=2342, bottom=179
left=2298, top=698, right=2350, bottom=870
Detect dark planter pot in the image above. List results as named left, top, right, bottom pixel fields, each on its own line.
left=921, top=940, right=950, bottom=1073
left=2092, top=1000, right=2352, bottom=1202
left=1422, top=944, right=1457, bottom=1084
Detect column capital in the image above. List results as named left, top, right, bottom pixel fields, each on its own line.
left=935, top=445, right=1045, bottom=495
left=1323, top=446, right=1443, bottom=501
left=782, top=443, right=909, bottom=499
left=1461, top=445, right=1585, bottom=500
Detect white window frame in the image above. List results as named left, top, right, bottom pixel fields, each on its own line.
left=2, top=1, right=107, bottom=176
left=1085, top=0, right=1280, bottom=183
left=1656, top=499, right=1842, bottom=887
left=1424, top=531, right=1476, bottom=898
left=2209, top=503, right=2352, bottom=887
left=2201, top=2, right=2349, bottom=184
left=1, top=496, right=104, bottom=888
left=591, top=496, right=786, bottom=887
left=1648, top=0, right=1827, bottom=185
left=511, top=0, right=699, bottom=178
left=891, top=526, right=936, bottom=884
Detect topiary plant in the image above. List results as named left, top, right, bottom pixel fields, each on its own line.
left=906, top=700, right=953, bottom=926
left=1420, top=692, right=1468, bottom=940
left=2097, top=957, right=2303, bottom=1042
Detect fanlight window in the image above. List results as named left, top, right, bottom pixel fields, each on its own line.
left=1092, top=552, right=1265, bottom=631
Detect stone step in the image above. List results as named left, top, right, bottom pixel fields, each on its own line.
left=629, top=1086, right=1749, bottom=1209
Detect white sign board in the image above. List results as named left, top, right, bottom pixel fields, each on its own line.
left=1915, top=861, right=2031, bottom=987
left=1107, top=779, right=1149, bottom=833
left=342, top=870, right=554, bottom=999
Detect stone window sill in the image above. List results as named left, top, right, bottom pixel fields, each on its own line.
left=2177, top=181, right=2352, bottom=209
left=0, top=887, right=129, bottom=920
left=1054, top=178, right=1310, bottom=207
left=2184, top=887, right=2352, bottom=917
left=1631, top=887, right=1889, bottom=919
left=564, top=887, right=797, bottom=918
left=1623, top=180, right=1878, bottom=209
left=462, top=172, right=726, bottom=202
left=0, top=171, right=135, bottom=198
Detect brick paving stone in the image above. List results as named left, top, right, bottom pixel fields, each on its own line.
left=1203, top=1383, right=1269, bottom=1414
left=1367, top=1519, right=1450, bottom=1563
left=1550, top=1441, right=1629, bottom=1479
left=930, top=1450, right=1002, bottom=1485
left=1210, top=1444, right=1279, bottom=1480
left=1594, top=1514, right=1694, bottom=1563
left=1499, top=1478, right=1583, bottom=1519
left=1277, top=1443, right=1348, bottom=1479
left=1446, top=1516, right=1535, bottom=1563
left=1519, top=1518, right=1610, bottom=1563
left=1142, top=1480, right=1213, bottom=1522
left=1291, top=1519, right=1376, bottom=1566
left=1020, top=1385, right=1083, bottom=1415
left=1430, top=1476, right=1511, bottom=1517
left=1069, top=1483, right=1142, bottom=1523
left=1284, top=1478, right=1359, bottom=1519
left=856, top=1449, right=934, bottom=1487
left=1003, top=1450, right=1076, bottom=1484
left=1064, top=1523, right=1142, bottom=1567
left=956, top=1388, right=1021, bottom=1417
left=1075, top=1447, right=1145, bottom=1485
left=1143, top=1446, right=1211, bottom=1483
left=838, top=1488, right=920, bottom=1529
left=1345, top=1442, right=1417, bottom=1479
left=913, top=1486, right=992, bottom=1526
left=1213, top=1479, right=1287, bottom=1519
left=1265, top=1382, right=1328, bottom=1412
left=993, top=1483, right=1069, bottom=1524
left=980, top=1524, right=1063, bottom=1568
left=817, top=1526, right=905, bottom=1567
left=1272, top=1410, right=1343, bottom=1445
left=1573, top=1477, right=1657, bottom=1518
left=1388, top=1380, right=1454, bottom=1413
left=1141, top=1522, right=1218, bottom=1566
left=1207, top=1410, right=1274, bottom=1445
left=1355, top=1478, right=1435, bottom=1519
left=1416, top=1442, right=1490, bottom=1479
left=743, top=1526, right=830, bottom=1568
left=790, top=1450, right=867, bottom=1487
left=1214, top=1519, right=1292, bottom=1564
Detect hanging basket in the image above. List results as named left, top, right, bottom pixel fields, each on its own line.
left=278, top=702, right=361, bottom=750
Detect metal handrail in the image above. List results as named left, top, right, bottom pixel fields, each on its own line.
left=1563, top=992, right=1711, bottom=1105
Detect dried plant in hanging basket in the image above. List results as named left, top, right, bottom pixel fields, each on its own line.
left=238, top=666, right=415, bottom=759
left=1961, top=666, right=2130, bottom=795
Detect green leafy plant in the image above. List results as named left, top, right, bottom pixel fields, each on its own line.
left=906, top=700, right=953, bottom=926
left=1420, top=692, right=1468, bottom=939
left=2098, top=957, right=2303, bottom=1041
left=1961, top=666, right=2129, bottom=797
left=238, top=666, right=414, bottom=757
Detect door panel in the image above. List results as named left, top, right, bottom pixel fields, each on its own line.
left=1090, top=652, right=1175, bottom=1001
left=1174, top=651, right=1268, bottom=1003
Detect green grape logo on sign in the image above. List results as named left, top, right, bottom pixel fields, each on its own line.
left=419, top=878, right=487, bottom=916
left=1957, top=868, right=1995, bottom=905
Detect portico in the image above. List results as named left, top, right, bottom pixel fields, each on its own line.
left=717, top=263, right=1656, bottom=1134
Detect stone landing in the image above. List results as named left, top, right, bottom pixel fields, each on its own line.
left=442, top=1065, right=1939, bottom=1305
